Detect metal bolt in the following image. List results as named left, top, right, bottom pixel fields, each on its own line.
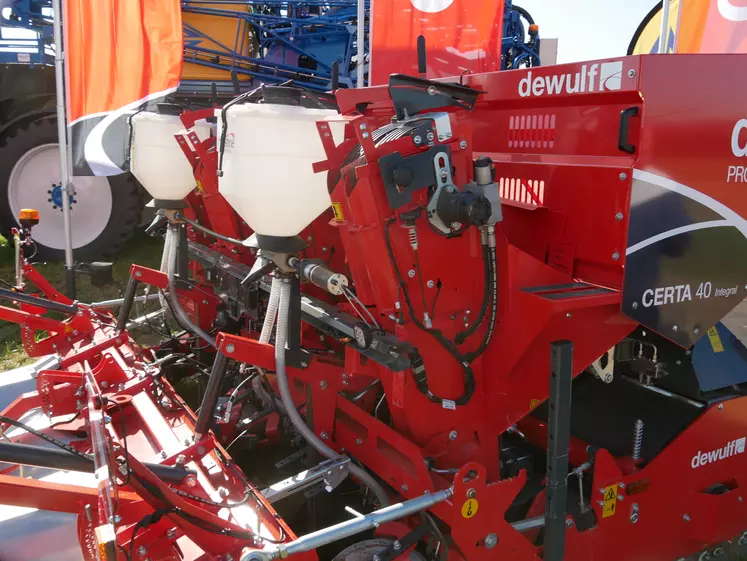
left=700, top=552, right=712, bottom=561
left=739, top=496, right=743, bottom=502
left=676, top=360, right=682, bottom=366
left=617, top=494, right=624, bottom=501
left=225, top=344, right=235, bottom=354
left=566, top=312, right=572, bottom=318
left=598, top=500, right=605, bottom=507
left=628, top=69, right=636, bottom=78
left=672, top=325, right=678, bottom=332
left=632, top=302, right=639, bottom=310
left=484, top=534, right=498, bottom=549
left=362, top=132, right=370, bottom=139
left=113, top=515, right=122, bottom=524
left=445, top=185, right=455, bottom=193
left=320, top=380, right=328, bottom=390
left=360, top=123, right=367, bottom=130
left=426, top=132, right=435, bottom=142
left=356, top=438, right=363, bottom=445
left=451, top=222, right=461, bottom=229
left=321, top=432, right=329, bottom=440
left=118, top=384, right=125, bottom=391
left=175, top=454, right=186, bottom=465
left=413, top=135, right=422, bottom=145
left=459, top=140, right=467, bottom=149
left=103, top=415, right=112, bottom=424
left=719, top=403, right=724, bottom=410
left=467, top=488, right=476, bottom=499
left=440, top=169, right=449, bottom=180
left=160, top=450, right=167, bottom=459
left=101, top=381, right=109, bottom=389
left=393, top=541, right=401, bottom=551
left=714, top=546, right=725, bottom=557
left=427, top=280, right=435, bottom=288
left=167, top=528, right=177, bottom=540
left=138, top=545, right=148, bottom=556
left=683, top=514, right=691, bottom=522
left=620, top=172, right=628, bottom=181
left=401, top=484, right=408, bottom=492
left=612, top=252, right=620, bottom=261
left=615, top=212, right=624, bottom=221
left=566, top=518, right=574, bottom=528
left=618, top=482, right=626, bottom=489
left=600, top=488, right=606, bottom=495
left=427, top=85, right=437, bottom=95
left=408, top=269, right=416, bottom=278
left=694, top=327, right=700, bottom=336
left=185, top=475, right=197, bottom=487
left=135, top=271, right=142, bottom=278
left=630, top=512, right=639, bottom=524
left=449, top=430, right=458, bottom=440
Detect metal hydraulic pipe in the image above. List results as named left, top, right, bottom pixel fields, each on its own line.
left=241, top=487, right=453, bottom=561
left=0, top=441, right=195, bottom=484
left=91, top=293, right=160, bottom=309
left=51, top=0, right=75, bottom=298
left=116, top=276, right=140, bottom=332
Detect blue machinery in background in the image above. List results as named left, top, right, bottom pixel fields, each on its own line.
left=0, top=0, right=541, bottom=90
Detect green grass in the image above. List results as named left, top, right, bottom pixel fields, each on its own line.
left=0, top=232, right=163, bottom=369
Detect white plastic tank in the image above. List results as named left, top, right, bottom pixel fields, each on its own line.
left=130, top=111, right=210, bottom=202
left=217, top=103, right=344, bottom=238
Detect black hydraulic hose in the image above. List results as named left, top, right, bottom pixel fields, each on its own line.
left=174, top=212, right=245, bottom=246
left=464, top=245, right=498, bottom=362
left=455, top=244, right=491, bottom=344
left=384, top=220, right=475, bottom=407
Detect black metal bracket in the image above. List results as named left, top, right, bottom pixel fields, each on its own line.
left=379, top=145, right=451, bottom=209
left=195, top=349, right=229, bottom=438
left=286, top=275, right=311, bottom=369
left=389, top=74, right=483, bottom=121
left=545, top=340, right=573, bottom=561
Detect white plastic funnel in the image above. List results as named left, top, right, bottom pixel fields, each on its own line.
left=130, top=112, right=210, bottom=202
left=217, top=104, right=344, bottom=238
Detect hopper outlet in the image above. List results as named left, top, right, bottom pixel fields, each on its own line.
left=130, top=111, right=210, bottom=205
left=217, top=103, right=345, bottom=242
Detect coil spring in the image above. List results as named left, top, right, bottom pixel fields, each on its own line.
left=408, top=227, right=418, bottom=251
left=632, top=419, right=644, bottom=461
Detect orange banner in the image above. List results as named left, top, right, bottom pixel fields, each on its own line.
left=64, top=0, right=183, bottom=175
left=370, top=0, right=505, bottom=85
left=677, top=0, right=747, bottom=54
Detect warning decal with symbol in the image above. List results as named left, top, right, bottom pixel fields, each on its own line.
left=331, top=202, right=345, bottom=222
left=707, top=326, right=725, bottom=353
left=602, top=485, right=617, bottom=519
left=461, top=499, right=479, bottom=519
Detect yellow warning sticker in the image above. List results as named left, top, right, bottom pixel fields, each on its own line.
left=602, top=485, right=617, bottom=519
left=461, top=499, right=479, bottom=519
left=331, top=202, right=344, bottom=222
left=707, top=327, right=725, bottom=353
left=529, top=399, right=541, bottom=410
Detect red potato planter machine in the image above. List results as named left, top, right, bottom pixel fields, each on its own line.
left=2, top=54, right=747, bottom=561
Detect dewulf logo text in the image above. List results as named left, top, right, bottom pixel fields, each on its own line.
left=518, top=61, right=624, bottom=97
left=691, top=437, right=746, bottom=468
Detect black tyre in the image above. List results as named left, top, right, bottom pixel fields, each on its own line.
left=0, top=118, right=144, bottom=260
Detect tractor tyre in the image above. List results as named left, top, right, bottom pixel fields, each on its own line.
left=0, top=118, right=144, bottom=260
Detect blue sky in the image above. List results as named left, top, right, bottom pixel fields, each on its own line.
left=519, top=0, right=660, bottom=63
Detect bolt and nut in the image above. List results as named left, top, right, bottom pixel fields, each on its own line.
left=426, top=132, right=435, bottom=142
left=628, top=69, right=636, bottom=78
left=566, top=518, right=574, bottom=528
left=408, top=269, right=416, bottom=278
left=356, top=438, right=363, bottom=445
left=683, top=514, right=691, bottom=522
left=620, top=172, right=628, bottom=181
left=393, top=541, right=402, bottom=551
left=467, top=488, right=477, bottom=499
left=427, top=280, right=435, bottom=288
left=167, top=528, right=177, bottom=540
left=138, top=545, right=148, bottom=556
left=414, top=135, right=422, bottom=145
left=612, top=252, right=620, bottom=261
left=321, top=432, right=329, bottom=440
left=449, top=430, right=458, bottom=440
left=175, top=454, right=187, bottom=465
left=672, top=325, right=679, bottom=332
left=459, top=140, right=468, bottom=149
left=484, top=534, right=498, bottom=549
left=225, top=343, right=235, bottom=354
left=160, top=450, right=167, bottom=459
left=401, top=484, right=408, bottom=492
left=320, top=380, right=328, bottom=390
left=615, top=212, right=624, bottom=221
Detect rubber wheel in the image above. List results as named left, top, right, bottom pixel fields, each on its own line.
left=0, top=118, right=144, bottom=260
left=332, top=539, right=427, bottom=561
